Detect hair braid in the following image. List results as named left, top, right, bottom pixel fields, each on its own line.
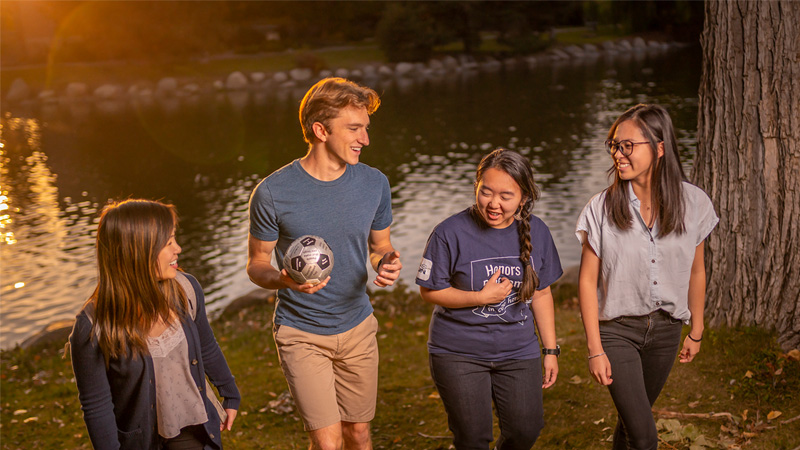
left=517, top=203, right=539, bottom=301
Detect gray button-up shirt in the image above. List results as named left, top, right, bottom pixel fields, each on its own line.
left=576, top=181, right=718, bottom=322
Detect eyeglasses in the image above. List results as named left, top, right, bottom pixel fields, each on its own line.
left=604, top=139, right=650, bottom=156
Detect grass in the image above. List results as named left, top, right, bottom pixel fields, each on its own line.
left=2, top=283, right=798, bottom=450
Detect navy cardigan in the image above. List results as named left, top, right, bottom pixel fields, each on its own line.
left=69, top=273, right=240, bottom=450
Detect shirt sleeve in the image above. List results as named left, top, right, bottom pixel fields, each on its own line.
left=692, top=187, right=719, bottom=246
left=575, top=193, right=604, bottom=257
left=249, top=180, right=279, bottom=242
left=186, top=274, right=241, bottom=411
left=371, top=173, right=393, bottom=231
left=415, top=229, right=453, bottom=291
left=535, top=222, right=563, bottom=290
left=69, top=313, right=121, bottom=450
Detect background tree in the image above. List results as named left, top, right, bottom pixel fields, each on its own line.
left=693, top=0, right=800, bottom=350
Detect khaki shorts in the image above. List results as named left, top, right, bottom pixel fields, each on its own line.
left=273, top=314, right=379, bottom=431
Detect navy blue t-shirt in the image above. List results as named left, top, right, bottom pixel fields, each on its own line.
left=416, top=208, right=562, bottom=361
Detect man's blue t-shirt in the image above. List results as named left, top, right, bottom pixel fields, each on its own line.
left=249, top=159, right=393, bottom=335
left=416, top=208, right=562, bottom=361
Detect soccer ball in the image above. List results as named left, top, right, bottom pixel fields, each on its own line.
left=282, top=235, right=334, bottom=285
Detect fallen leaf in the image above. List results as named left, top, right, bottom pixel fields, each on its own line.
left=568, top=375, right=583, bottom=384
left=774, top=367, right=783, bottom=376
left=593, top=418, right=604, bottom=425
left=785, top=349, right=800, bottom=361
left=23, top=417, right=38, bottom=423
left=13, top=409, right=27, bottom=415
left=688, top=401, right=700, bottom=408
left=744, top=370, right=754, bottom=378
left=428, top=391, right=440, bottom=399
left=767, top=411, right=782, bottom=420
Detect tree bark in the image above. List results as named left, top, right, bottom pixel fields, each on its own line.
left=693, top=0, right=800, bottom=351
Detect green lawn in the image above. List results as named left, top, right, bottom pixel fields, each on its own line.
left=2, top=283, right=798, bottom=449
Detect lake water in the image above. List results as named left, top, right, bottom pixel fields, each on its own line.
left=0, top=47, right=702, bottom=349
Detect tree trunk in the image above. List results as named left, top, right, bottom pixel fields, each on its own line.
left=693, top=0, right=800, bottom=351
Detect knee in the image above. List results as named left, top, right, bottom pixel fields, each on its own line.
left=311, top=436, right=343, bottom=450
left=500, top=421, right=542, bottom=448
left=342, top=422, right=371, bottom=448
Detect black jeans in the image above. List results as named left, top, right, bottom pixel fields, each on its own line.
left=601, top=309, right=683, bottom=450
left=163, top=424, right=208, bottom=450
left=429, top=353, right=544, bottom=450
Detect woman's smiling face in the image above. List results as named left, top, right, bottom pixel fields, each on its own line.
left=475, top=167, right=525, bottom=229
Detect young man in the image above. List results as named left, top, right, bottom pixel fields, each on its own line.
left=247, top=77, right=402, bottom=450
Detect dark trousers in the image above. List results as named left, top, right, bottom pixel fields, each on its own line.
left=429, top=353, right=544, bottom=450
left=601, top=309, right=683, bottom=450
left=163, top=424, right=208, bottom=450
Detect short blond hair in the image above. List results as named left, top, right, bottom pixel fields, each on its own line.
left=299, top=77, right=380, bottom=144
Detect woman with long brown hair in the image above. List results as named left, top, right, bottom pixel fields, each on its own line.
left=416, top=148, right=562, bottom=449
left=577, top=104, right=718, bottom=449
left=69, top=199, right=239, bottom=450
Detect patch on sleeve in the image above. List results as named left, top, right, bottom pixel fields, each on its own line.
left=417, top=258, right=433, bottom=281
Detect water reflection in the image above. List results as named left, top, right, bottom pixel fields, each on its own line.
left=0, top=47, right=702, bottom=349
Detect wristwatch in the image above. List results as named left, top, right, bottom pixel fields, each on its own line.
left=542, top=345, right=561, bottom=357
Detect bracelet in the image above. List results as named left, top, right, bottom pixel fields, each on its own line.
left=687, top=332, right=703, bottom=342
left=587, top=352, right=606, bottom=360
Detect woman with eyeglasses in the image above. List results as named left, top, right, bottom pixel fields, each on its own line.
left=69, top=199, right=240, bottom=450
left=576, top=104, right=718, bottom=450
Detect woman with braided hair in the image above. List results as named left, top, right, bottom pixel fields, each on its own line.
left=415, top=148, right=562, bottom=450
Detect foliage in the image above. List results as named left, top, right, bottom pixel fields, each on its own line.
left=376, top=3, right=439, bottom=63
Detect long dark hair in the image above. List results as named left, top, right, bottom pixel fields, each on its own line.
left=470, top=148, right=541, bottom=301
left=605, top=104, right=687, bottom=236
left=91, top=199, right=187, bottom=361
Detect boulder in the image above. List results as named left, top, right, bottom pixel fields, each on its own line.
left=226, top=71, right=249, bottom=90
left=250, top=72, right=266, bottom=83
left=5, top=78, right=30, bottom=102
left=617, top=39, right=633, bottom=51
left=156, top=77, right=178, bottom=95
left=289, top=68, right=312, bottom=81
left=21, top=319, right=74, bottom=350
left=632, top=37, right=647, bottom=50
left=334, top=68, right=350, bottom=78
left=442, top=55, right=459, bottom=70
left=39, top=90, right=57, bottom=102
left=394, top=62, right=415, bottom=77
left=377, top=65, right=394, bottom=78
left=212, top=80, right=225, bottom=90
left=564, top=45, right=585, bottom=58
left=220, top=289, right=275, bottom=318
left=273, top=71, right=289, bottom=83
left=94, top=84, right=121, bottom=100
left=349, top=69, right=363, bottom=80
left=601, top=41, right=618, bottom=53
left=66, top=82, right=88, bottom=98
left=549, top=48, right=570, bottom=60
left=318, top=69, right=333, bottom=78
left=582, top=44, right=599, bottom=54
left=428, top=59, right=444, bottom=72
left=481, top=58, right=501, bottom=71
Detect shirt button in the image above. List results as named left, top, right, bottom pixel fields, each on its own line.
left=210, top=433, right=215, bottom=439
left=650, top=238, right=654, bottom=242
left=654, top=281, right=658, bottom=285
left=656, top=301, right=661, bottom=306
left=651, top=259, right=655, bottom=263
left=198, top=385, right=204, bottom=392
left=191, top=359, right=198, bottom=365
